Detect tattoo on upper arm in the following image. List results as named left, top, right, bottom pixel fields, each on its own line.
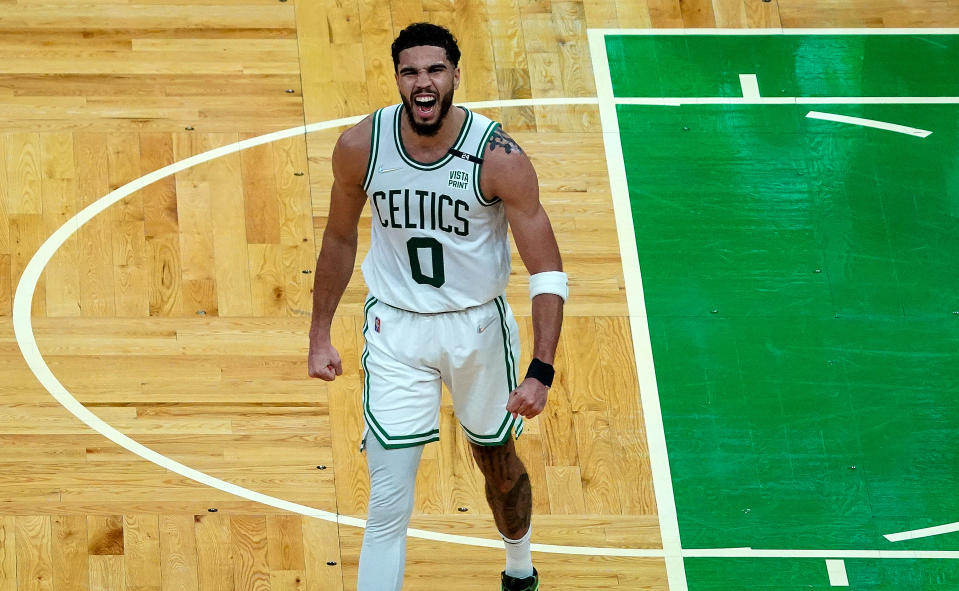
left=487, top=129, right=523, bottom=155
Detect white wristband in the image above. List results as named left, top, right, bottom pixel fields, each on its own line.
left=529, top=271, right=568, bottom=302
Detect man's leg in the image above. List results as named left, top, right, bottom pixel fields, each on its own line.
left=470, top=439, right=535, bottom=580
left=357, top=435, right=424, bottom=591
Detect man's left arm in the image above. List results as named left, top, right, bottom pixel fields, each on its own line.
left=481, top=127, right=565, bottom=419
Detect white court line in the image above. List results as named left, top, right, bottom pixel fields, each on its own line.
left=588, top=27, right=959, bottom=35
left=740, top=74, right=760, bottom=99
left=458, top=97, right=597, bottom=109
left=685, top=549, right=959, bottom=559
left=616, top=96, right=959, bottom=105
left=886, top=521, right=959, bottom=542
left=807, top=110, right=932, bottom=137
left=588, top=29, right=689, bottom=591
left=826, top=560, right=849, bottom=586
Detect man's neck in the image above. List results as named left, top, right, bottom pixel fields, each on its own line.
left=400, top=106, right=465, bottom=162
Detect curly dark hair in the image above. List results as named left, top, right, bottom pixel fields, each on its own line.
left=391, top=22, right=461, bottom=71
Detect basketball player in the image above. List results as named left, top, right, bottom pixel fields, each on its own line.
left=307, top=22, right=565, bottom=591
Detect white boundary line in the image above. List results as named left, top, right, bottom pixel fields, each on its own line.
left=458, top=97, right=598, bottom=109
left=886, top=521, right=959, bottom=542
left=616, top=96, right=959, bottom=105
left=826, top=560, right=849, bottom=586
left=589, top=27, right=959, bottom=35
left=686, top=549, right=959, bottom=559
left=588, top=29, right=689, bottom=591
left=739, top=74, right=760, bottom=99
left=806, top=110, right=932, bottom=137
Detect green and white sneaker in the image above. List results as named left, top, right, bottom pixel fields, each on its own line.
left=501, top=568, right=539, bottom=591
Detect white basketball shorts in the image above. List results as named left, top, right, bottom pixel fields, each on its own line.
left=360, top=294, right=524, bottom=449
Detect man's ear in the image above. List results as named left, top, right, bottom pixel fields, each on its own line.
left=453, top=67, right=460, bottom=90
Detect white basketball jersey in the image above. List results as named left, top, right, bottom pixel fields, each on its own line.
left=361, top=104, right=511, bottom=313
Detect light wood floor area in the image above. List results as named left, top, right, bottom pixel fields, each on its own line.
left=0, top=1, right=956, bottom=589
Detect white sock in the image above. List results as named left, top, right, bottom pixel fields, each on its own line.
left=501, top=526, right=534, bottom=579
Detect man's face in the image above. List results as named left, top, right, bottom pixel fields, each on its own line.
left=395, top=45, right=460, bottom=136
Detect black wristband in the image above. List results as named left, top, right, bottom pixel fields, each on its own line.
left=525, top=358, right=555, bottom=387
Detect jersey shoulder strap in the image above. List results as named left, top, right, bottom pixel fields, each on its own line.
left=362, top=106, right=389, bottom=192
left=462, top=109, right=502, bottom=206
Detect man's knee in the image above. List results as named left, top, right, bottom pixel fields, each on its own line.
left=470, top=439, right=511, bottom=469
left=365, top=438, right=421, bottom=534
left=367, top=491, right=414, bottom=533
left=470, top=440, right=526, bottom=493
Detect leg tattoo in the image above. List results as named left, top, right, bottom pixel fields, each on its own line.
left=471, top=440, right=532, bottom=539
left=488, top=473, right=531, bottom=537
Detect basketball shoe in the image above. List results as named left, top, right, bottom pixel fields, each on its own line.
left=501, top=568, right=539, bottom=591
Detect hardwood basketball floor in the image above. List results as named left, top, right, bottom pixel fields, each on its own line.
left=0, top=0, right=955, bottom=589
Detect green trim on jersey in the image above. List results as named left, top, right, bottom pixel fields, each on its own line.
left=392, top=105, right=474, bottom=171
left=360, top=297, right=440, bottom=449
left=474, top=121, right=502, bottom=206
left=362, top=108, right=384, bottom=191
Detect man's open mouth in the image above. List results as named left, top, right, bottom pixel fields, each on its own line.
left=414, top=94, right=437, bottom=117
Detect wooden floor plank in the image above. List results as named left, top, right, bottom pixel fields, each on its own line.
left=616, top=0, right=654, bottom=27
left=10, top=213, right=46, bottom=316
left=87, top=516, right=124, bottom=557
left=745, top=0, right=783, bottom=27
left=5, top=132, right=42, bottom=216
left=240, top=139, right=280, bottom=246
left=301, top=518, right=343, bottom=591
left=545, top=466, right=587, bottom=514
left=158, top=516, right=198, bottom=591
left=123, top=515, right=161, bottom=591
left=171, top=133, right=218, bottom=316
left=194, top=513, right=234, bottom=591
left=267, top=515, right=306, bottom=572
left=16, top=516, right=54, bottom=591
left=647, top=0, right=684, bottom=26
left=230, top=515, right=270, bottom=591
left=357, top=0, right=396, bottom=111
left=0, top=136, right=8, bottom=260
left=682, top=0, right=718, bottom=26
left=74, top=133, right=116, bottom=318
left=0, top=518, right=13, bottom=591
left=50, top=515, right=88, bottom=591
left=0, top=254, right=9, bottom=317
left=88, top=555, right=125, bottom=591
left=107, top=133, right=148, bottom=317
left=714, top=0, right=747, bottom=26
left=40, top=145, right=81, bottom=317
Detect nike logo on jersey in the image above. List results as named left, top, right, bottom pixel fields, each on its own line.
left=477, top=316, right=497, bottom=334
left=377, top=166, right=401, bottom=173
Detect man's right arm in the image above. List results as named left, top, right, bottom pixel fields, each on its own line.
left=307, top=118, right=372, bottom=381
